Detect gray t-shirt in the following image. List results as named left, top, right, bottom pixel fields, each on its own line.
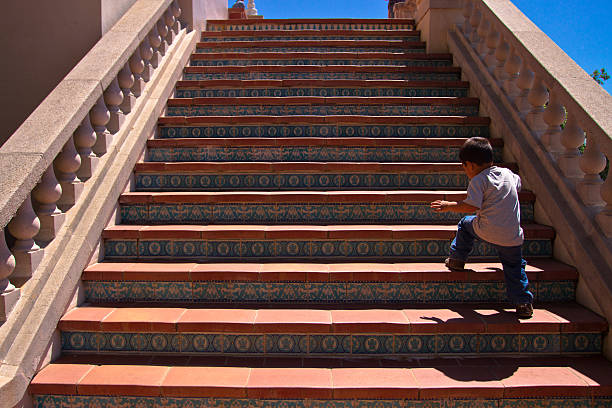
left=463, top=166, right=524, bottom=247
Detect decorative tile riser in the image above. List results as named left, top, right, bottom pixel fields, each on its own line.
left=84, top=281, right=574, bottom=304
left=33, top=396, right=611, bottom=408
left=195, top=47, right=425, bottom=53
left=119, top=203, right=533, bottom=225
left=147, top=146, right=501, bottom=163
left=190, top=59, right=451, bottom=67
left=207, top=24, right=415, bottom=31
left=200, top=35, right=422, bottom=41
left=175, top=87, right=469, bottom=98
left=103, top=239, right=553, bottom=260
left=61, top=331, right=599, bottom=356
left=165, top=105, right=479, bottom=117
left=158, top=125, right=489, bottom=139
left=135, top=173, right=470, bottom=191
left=183, top=72, right=462, bottom=80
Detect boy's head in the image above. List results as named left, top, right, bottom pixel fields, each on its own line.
left=459, top=137, right=493, bottom=178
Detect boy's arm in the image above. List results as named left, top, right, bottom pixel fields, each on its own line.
left=430, top=200, right=479, bottom=213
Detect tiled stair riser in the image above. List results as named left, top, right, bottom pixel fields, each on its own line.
left=175, top=87, right=468, bottom=98
left=199, top=35, right=422, bottom=41
left=33, top=396, right=612, bottom=408
left=158, top=125, right=490, bottom=139
left=195, top=46, right=425, bottom=53
left=84, top=280, right=575, bottom=303
left=183, top=72, right=462, bottom=80
left=103, top=239, right=552, bottom=260
left=208, top=23, right=415, bottom=31
left=146, top=146, right=501, bottom=162
left=165, top=105, right=479, bottom=117
left=135, top=173, right=471, bottom=191
left=119, top=203, right=533, bottom=225
left=60, top=331, right=600, bottom=356
left=190, top=59, right=451, bottom=67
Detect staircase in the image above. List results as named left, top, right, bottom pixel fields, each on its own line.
left=30, top=18, right=612, bottom=407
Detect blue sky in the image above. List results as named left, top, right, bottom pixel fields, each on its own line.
left=237, top=0, right=611, bottom=94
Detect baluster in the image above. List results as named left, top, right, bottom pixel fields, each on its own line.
left=32, top=166, right=64, bottom=242
left=493, top=38, right=509, bottom=83
left=525, top=75, right=549, bottom=137
left=468, top=6, right=481, bottom=46
left=7, top=194, right=43, bottom=284
left=54, top=136, right=83, bottom=210
left=515, top=63, right=534, bottom=118
left=104, top=78, right=124, bottom=134
left=484, top=25, right=500, bottom=72
left=171, top=0, right=182, bottom=33
left=74, top=116, right=99, bottom=180
left=577, top=133, right=607, bottom=206
left=164, top=9, right=176, bottom=45
left=502, top=47, right=521, bottom=102
left=596, top=174, right=612, bottom=237
left=0, top=228, right=18, bottom=321
left=475, top=17, right=490, bottom=58
left=129, top=48, right=145, bottom=98
left=149, top=26, right=162, bottom=69
left=118, top=63, right=136, bottom=114
left=461, top=0, right=473, bottom=37
left=541, top=91, right=565, bottom=158
left=140, top=38, right=154, bottom=83
left=246, top=0, right=258, bottom=17
left=157, top=19, right=169, bottom=56
left=558, top=113, right=585, bottom=181
left=90, top=96, right=111, bottom=156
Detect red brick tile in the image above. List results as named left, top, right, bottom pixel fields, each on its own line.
left=567, top=357, right=612, bottom=396
left=403, top=307, right=485, bottom=334
left=59, top=307, right=115, bottom=331
left=124, top=263, right=196, bottom=281
left=499, top=366, right=590, bottom=398
left=202, top=225, right=266, bottom=240
left=326, top=225, right=392, bottom=239
left=412, top=366, right=504, bottom=399
left=247, top=368, right=333, bottom=398
left=255, top=309, right=332, bottom=333
left=260, top=263, right=329, bottom=281
left=544, top=304, right=607, bottom=332
left=191, top=263, right=261, bottom=280
left=102, top=225, right=141, bottom=239
left=161, top=366, right=250, bottom=397
left=331, top=309, right=409, bottom=333
left=177, top=309, right=256, bottom=332
left=77, top=365, right=169, bottom=396
left=331, top=368, right=419, bottom=399
left=140, top=225, right=203, bottom=239
left=101, top=308, right=186, bottom=332
left=265, top=226, right=328, bottom=240
left=476, top=307, right=561, bottom=334
left=30, top=364, right=94, bottom=395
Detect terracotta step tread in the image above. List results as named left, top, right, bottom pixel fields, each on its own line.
left=201, top=30, right=421, bottom=38
left=133, top=161, right=514, bottom=173
left=190, top=52, right=451, bottom=60
left=147, top=137, right=500, bottom=148
left=166, top=96, right=479, bottom=106
left=58, top=303, right=605, bottom=334
left=175, top=79, right=470, bottom=88
left=31, top=357, right=612, bottom=398
left=101, top=224, right=554, bottom=240
left=207, top=18, right=416, bottom=24
left=82, top=259, right=577, bottom=282
left=184, top=65, right=461, bottom=74
left=158, top=115, right=490, bottom=125
left=196, top=40, right=426, bottom=48
left=119, top=190, right=535, bottom=204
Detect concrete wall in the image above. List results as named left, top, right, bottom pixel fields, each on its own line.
left=0, top=0, right=137, bottom=146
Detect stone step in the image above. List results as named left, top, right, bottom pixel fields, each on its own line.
left=146, top=137, right=501, bottom=162
left=194, top=40, right=426, bottom=54
left=206, top=19, right=416, bottom=32
left=133, top=161, right=514, bottom=191
left=183, top=65, right=462, bottom=81
left=157, top=116, right=490, bottom=140
left=57, top=303, right=606, bottom=357
left=101, top=224, right=554, bottom=261
left=82, top=260, right=576, bottom=304
left=174, top=79, right=470, bottom=98
left=118, top=190, right=534, bottom=225
left=190, top=52, right=452, bottom=67
left=199, top=29, right=421, bottom=42
left=165, top=97, right=479, bottom=117
left=31, top=356, right=612, bottom=405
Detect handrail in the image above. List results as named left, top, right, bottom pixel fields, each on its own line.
left=0, top=0, right=182, bottom=319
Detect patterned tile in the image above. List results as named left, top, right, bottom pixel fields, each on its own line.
left=436, top=334, right=479, bottom=354
left=351, top=335, right=395, bottom=354
left=208, top=23, right=416, bottom=31
left=190, top=58, right=451, bottom=67
left=195, top=46, right=423, bottom=54
left=478, top=334, right=521, bottom=354
left=309, top=335, right=352, bottom=354
left=199, top=35, right=421, bottom=42
left=560, top=333, right=602, bottom=353
left=396, top=334, right=436, bottom=354
left=536, top=281, right=575, bottom=302
left=184, top=72, right=462, bottom=81
left=176, top=87, right=468, bottom=98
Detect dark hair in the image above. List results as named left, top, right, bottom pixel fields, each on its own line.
left=459, top=137, right=493, bottom=165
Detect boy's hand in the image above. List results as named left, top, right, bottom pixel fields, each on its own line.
left=430, top=200, right=455, bottom=212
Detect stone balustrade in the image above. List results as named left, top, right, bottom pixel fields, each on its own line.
left=0, top=0, right=183, bottom=322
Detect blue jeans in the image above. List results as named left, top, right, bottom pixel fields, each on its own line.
left=450, top=216, right=533, bottom=305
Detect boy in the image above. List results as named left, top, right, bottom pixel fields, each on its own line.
left=430, top=137, right=534, bottom=318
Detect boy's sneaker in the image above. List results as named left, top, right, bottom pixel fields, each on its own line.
left=516, top=303, right=533, bottom=319
left=444, top=258, right=465, bottom=272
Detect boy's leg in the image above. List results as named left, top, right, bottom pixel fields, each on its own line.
left=449, top=215, right=478, bottom=263
left=496, top=245, right=533, bottom=306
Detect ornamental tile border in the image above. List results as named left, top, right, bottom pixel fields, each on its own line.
left=199, top=35, right=422, bottom=42
left=207, top=23, right=416, bottom=31
left=174, top=88, right=468, bottom=98
left=195, top=46, right=424, bottom=53
left=190, top=59, right=451, bottom=67
left=183, top=72, right=462, bottom=80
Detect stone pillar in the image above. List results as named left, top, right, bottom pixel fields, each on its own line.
left=32, top=166, right=64, bottom=242
left=54, top=136, right=83, bottom=210
left=415, top=0, right=464, bottom=54
left=74, top=116, right=99, bottom=180
left=90, top=96, right=112, bottom=156
left=0, top=228, right=19, bottom=322
left=7, top=194, right=43, bottom=285
left=104, top=78, right=125, bottom=134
